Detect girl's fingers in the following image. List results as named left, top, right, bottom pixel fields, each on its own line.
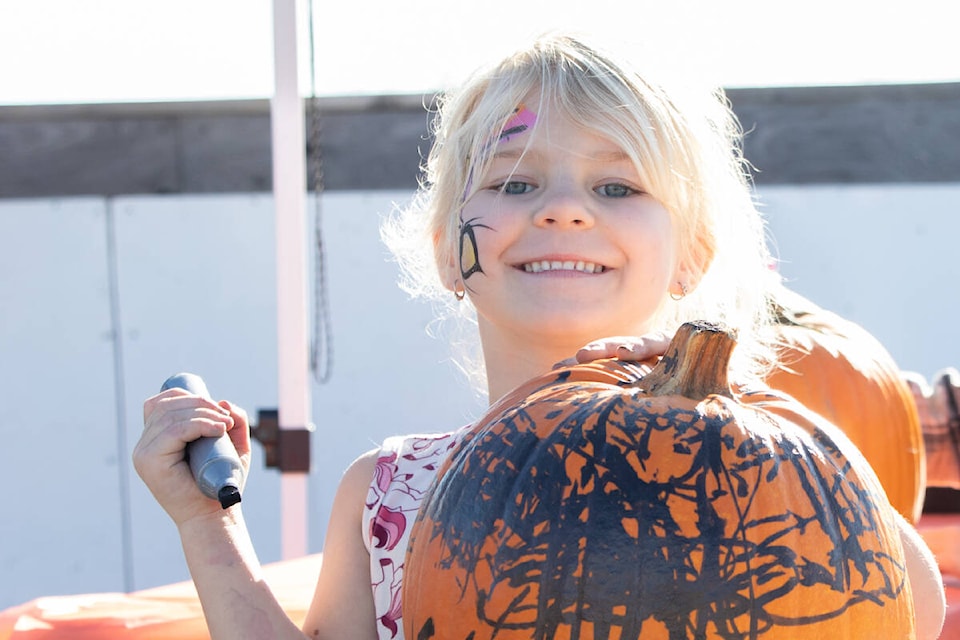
left=574, top=332, right=671, bottom=364
left=145, top=390, right=232, bottom=427
left=218, top=400, right=251, bottom=459
left=134, top=390, right=249, bottom=523
left=146, top=406, right=232, bottom=442
left=140, top=393, right=235, bottom=458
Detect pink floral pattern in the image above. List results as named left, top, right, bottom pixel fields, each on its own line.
left=362, top=429, right=465, bottom=639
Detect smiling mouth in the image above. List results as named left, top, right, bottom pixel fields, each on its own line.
left=521, top=260, right=606, bottom=274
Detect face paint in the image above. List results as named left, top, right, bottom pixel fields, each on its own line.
left=459, top=216, right=492, bottom=282
left=462, top=105, right=539, bottom=203
left=455, top=106, right=536, bottom=283
left=498, top=105, right=537, bottom=143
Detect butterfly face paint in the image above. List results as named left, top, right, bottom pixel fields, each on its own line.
left=458, top=105, right=538, bottom=285
left=459, top=216, right=491, bottom=282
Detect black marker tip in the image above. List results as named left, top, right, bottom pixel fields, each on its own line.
left=218, top=485, right=242, bottom=509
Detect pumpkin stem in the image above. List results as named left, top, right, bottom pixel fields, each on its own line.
left=641, top=321, right=736, bottom=400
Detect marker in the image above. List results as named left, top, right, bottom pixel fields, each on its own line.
left=160, top=373, right=245, bottom=509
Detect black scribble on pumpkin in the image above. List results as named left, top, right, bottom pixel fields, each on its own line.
left=420, top=383, right=908, bottom=639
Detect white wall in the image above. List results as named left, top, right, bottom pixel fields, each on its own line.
left=0, top=199, right=125, bottom=602
left=1, top=184, right=958, bottom=611
left=0, top=192, right=487, bottom=611
left=759, top=183, right=960, bottom=380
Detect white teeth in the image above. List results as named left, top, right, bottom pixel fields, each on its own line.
left=522, top=260, right=604, bottom=273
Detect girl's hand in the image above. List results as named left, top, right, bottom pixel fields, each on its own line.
left=133, top=389, right=251, bottom=526
left=554, top=332, right=671, bottom=368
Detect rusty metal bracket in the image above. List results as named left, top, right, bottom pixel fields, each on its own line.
left=251, top=408, right=312, bottom=473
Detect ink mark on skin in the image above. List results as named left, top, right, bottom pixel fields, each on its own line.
left=461, top=105, right=537, bottom=204
left=459, top=216, right=492, bottom=282
left=456, top=105, right=530, bottom=280
left=499, top=105, right=537, bottom=143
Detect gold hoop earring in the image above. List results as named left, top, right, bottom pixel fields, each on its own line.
left=454, top=279, right=466, bottom=301
left=670, top=282, right=688, bottom=301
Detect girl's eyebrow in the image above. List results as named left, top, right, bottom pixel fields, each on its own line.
left=491, top=147, right=528, bottom=160
left=592, top=150, right=631, bottom=163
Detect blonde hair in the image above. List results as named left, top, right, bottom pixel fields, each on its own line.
left=382, top=33, right=778, bottom=391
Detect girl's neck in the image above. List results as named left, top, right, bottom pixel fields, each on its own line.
left=478, top=321, right=584, bottom=405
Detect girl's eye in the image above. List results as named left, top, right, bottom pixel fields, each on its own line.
left=500, top=181, right=534, bottom=195
left=596, top=183, right=636, bottom=198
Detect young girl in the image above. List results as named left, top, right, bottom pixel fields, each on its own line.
left=134, top=33, right=945, bottom=640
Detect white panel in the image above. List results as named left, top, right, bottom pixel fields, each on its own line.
left=113, top=194, right=282, bottom=590
left=760, top=183, right=960, bottom=380
left=0, top=199, right=123, bottom=610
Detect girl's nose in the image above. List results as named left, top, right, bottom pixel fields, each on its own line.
left=533, top=188, right=595, bottom=229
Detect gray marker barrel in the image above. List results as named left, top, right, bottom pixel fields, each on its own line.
left=160, top=373, right=244, bottom=509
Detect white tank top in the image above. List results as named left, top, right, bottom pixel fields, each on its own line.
left=361, top=428, right=467, bottom=639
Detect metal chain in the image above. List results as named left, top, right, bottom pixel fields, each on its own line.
left=307, top=0, right=333, bottom=384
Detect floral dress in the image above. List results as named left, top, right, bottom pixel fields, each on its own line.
left=361, top=428, right=467, bottom=640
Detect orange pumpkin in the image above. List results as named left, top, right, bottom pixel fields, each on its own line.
left=766, top=286, right=926, bottom=523
left=403, top=321, right=915, bottom=639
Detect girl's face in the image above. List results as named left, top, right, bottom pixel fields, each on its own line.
left=450, top=103, right=687, bottom=350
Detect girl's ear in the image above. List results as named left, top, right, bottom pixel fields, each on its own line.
left=673, top=237, right=714, bottom=296
left=670, top=266, right=700, bottom=299
left=434, top=228, right=460, bottom=293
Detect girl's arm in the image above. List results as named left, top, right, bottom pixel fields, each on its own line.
left=135, top=391, right=378, bottom=640
left=177, top=451, right=379, bottom=640
left=177, top=507, right=309, bottom=639
left=897, top=512, right=946, bottom=640
left=300, top=450, right=380, bottom=638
